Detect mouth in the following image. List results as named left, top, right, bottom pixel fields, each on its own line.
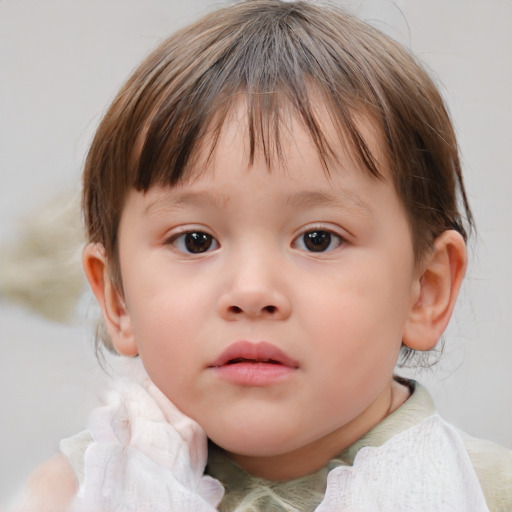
left=209, top=341, right=299, bottom=386
left=225, top=357, right=284, bottom=365
left=210, top=341, right=299, bottom=369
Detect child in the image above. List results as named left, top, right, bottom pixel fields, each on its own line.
left=12, top=0, right=512, bottom=510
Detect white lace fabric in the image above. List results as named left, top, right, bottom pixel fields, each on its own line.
left=317, top=414, right=490, bottom=511
left=69, top=359, right=224, bottom=512
left=69, top=359, right=489, bottom=512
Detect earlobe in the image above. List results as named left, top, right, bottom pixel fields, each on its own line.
left=82, top=243, right=139, bottom=356
left=402, top=230, right=467, bottom=352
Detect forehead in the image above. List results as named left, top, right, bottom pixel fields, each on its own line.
left=136, top=103, right=396, bottom=222
left=179, top=98, right=389, bottom=188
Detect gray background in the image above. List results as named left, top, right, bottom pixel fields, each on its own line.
left=1, top=0, right=511, bottom=507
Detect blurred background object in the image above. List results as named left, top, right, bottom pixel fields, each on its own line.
left=0, top=191, right=84, bottom=323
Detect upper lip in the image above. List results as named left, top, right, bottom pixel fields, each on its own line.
left=209, top=341, right=299, bottom=368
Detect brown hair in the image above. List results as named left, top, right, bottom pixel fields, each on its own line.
left=82, top=0, right=473, bottom=357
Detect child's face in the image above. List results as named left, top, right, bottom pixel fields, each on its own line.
left=114, top=105, right=422, bottom=477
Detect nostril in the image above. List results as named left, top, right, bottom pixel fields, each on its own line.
left=227, top=305, right=277, bottom=315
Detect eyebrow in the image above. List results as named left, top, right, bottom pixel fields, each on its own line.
left=144, top=190, right=230, bottom=215
left=286, top=190, right=373, bottom=216
left=144, top=188, right=372, bottom=216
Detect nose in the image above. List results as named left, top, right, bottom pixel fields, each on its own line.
left=217, top=254, right=292, bottom=321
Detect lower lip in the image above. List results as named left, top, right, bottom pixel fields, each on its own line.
left=211, top=362, right=296, bottom=386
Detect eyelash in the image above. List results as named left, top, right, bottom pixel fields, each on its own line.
left=168, top=231, right=219, bottom=254
left=292, top=228, right=344, bottom=253
left=168, top=227, right=344, bottom=255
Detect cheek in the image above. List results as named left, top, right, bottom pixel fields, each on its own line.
left=126, top=295, right=199, bottom=390
left=136, top=329, right=200, bottom=418
left=304, top=257, right=410, bottom=359
left=120, top=256, right=215, bottom=392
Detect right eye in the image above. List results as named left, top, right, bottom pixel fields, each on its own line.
left=170, top=231, right=219, bottom=254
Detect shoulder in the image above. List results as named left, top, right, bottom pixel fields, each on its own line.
left=458, top=429, right=512, bottom=512
left=8, top=454, right=78, bottom=512
left=369, top=380, right=512, bottom=511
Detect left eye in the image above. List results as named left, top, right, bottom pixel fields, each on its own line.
left=294, top=230, right=343, bottom=253
left=171, top=231, right=219, bottom=254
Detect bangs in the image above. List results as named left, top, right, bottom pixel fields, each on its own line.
left=136, top=89, right=382, bottom=189
left=130, top=1, right=385, bottom=191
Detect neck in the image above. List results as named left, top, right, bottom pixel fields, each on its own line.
left=225, top=379, right=410, bottom=480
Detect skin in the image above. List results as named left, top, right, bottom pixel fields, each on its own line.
left=8, top=455, right=78, bottom=512
left=114, top=117, right=418, bottom=476
left=89, top=106, right=467, bottom=479
left=12, top=104, right=467, bottom=507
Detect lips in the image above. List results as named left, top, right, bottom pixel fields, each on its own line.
left=210, top=341, right=299, bottom=368
left=209, top=341, right=299, bottom=386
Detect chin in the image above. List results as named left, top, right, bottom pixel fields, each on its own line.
left=206, top=421, right=310, bottom=458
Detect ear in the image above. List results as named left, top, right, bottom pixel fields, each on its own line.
left=402, top=230, right=467, bottom=351
left=82, top=243, right=138, bottom=356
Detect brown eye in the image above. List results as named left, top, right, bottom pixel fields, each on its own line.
left=185, top=232, right=213, bottom=253
left=172, top=231, right=219, bottom=254
left=295, top=230, right=342, bottom=253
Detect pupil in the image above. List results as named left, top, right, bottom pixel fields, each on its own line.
left=185, top=232, right=212, bottom=253
left=304, top=231, right=331, bottom=252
